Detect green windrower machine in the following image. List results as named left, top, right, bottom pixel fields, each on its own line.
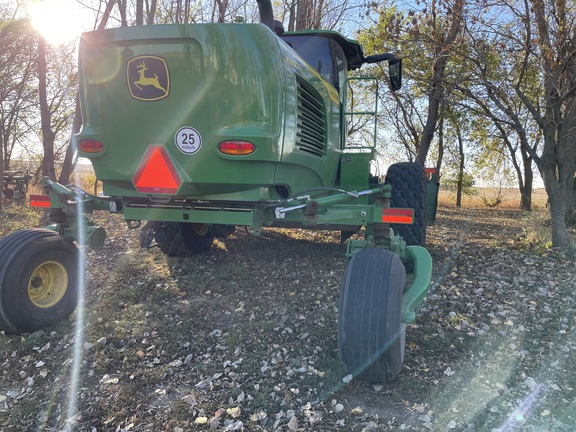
left=0, top=0, right=439, bottom=383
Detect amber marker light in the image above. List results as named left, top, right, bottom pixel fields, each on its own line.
left=78, top=139, right=104, bottom=153
left=218, top=140, right=255, bottom=155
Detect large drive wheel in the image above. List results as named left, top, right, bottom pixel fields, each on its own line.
left=155, top=222, right=214, bottom=257
left=0, top=229, right=80, bottom=333
left=384, top=162, right=427, bottom=246
left=338, top=248, right=406, bottom=383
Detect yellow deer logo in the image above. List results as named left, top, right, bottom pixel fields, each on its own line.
left=134, top=61, right=168, bottom=95
left=127, top=56, right=170, bottom=101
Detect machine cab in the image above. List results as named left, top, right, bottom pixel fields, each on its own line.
left=280, top=31, right=366, bottom=94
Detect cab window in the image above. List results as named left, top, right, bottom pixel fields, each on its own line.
left=332, top=41, right=348, bottom=93
left=281, top=35, right=337, bottom=89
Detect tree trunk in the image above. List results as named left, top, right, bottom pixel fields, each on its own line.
left=295, top=0, right=311, bottom=30
left=136, top=0, right=144, bottom=25
left=572, top=179, right=576, bottom=224
left=519, top=147, right=533, bottom=211
left=545, top=178, right=570, bottom=248
left=147, top=0, right=157, bottom=24
left=538, top=118, right=572, bottom=247
left=215, top=0, right=228, bottom=23
left=415, top=91, right=441, bottom=166
left=311, top=0, right=324, bottom=28
left=117, top=0, right=128, bottom=26
left=519, top=176, right=532, bottom=211
left=561, top=172, right=576, bottom=222
left=524, top=0, right=576, bottom=248
left=38, top=36, right=57, bottom=181
left=536, top=101, right=576, bottom=246
left=435, top=116, right=444, bottom=175
left=456, top=123, right=464, bottom=208
left=0, top=126, right=3, bottom=213
left=58, top=98, right=82, bottom=185
left=98, top=0, right=117, bottom=29
left=414, top=0, right=465, bottom=166
left=538, top=154, right=572, bottom=248
left=288, top=0, right=296, bottom=31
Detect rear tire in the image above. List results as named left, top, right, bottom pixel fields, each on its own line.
left=338, top=248, right=406, bottom=383
left=155, top=222, right=214, bottom=257
left=0, top=229, right=80, bottom=333
left=384, top=162, right=427, bottom=246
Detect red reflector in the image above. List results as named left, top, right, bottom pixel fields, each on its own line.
left=218, top=141, right=255, bottom=155
left=78, top=139, right=104, bottom=153
left=30, top=194, right=51, bottom=208
left=382, top=208, right=414, bottom=224
left=133, top=146, right=181, bottom=194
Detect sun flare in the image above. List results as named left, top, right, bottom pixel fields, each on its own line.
left=28, top=0, right=91, bottom=45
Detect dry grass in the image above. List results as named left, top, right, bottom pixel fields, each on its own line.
left=437, top=187, right=548, bottom=210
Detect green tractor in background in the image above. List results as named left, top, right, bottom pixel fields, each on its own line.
left=2, top=170, right=31, bottom=201
left=0, top=0, right=439, bottom=383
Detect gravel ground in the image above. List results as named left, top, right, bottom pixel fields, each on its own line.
left=0, top=204, right=575, bottom=431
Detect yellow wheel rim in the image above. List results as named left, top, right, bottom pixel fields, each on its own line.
left=28, top=261, right=68, bottom=308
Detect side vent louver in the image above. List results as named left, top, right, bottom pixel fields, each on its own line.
left=296, top=76, right=326, bottom=157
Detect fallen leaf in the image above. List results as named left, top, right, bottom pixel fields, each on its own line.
left=351, top=406, right=363, bottom=415
left=287, top=415, right=298, bottom=431
left=226, top=407, right=241, bottom=418
left=194, top=416, right=208, bottom=424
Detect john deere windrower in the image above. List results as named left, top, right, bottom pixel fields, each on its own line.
left=0, top=0, right=439, bottom=382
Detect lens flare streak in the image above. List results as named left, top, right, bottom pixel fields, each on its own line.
left=63, top=172, right=88, bottom=431
left=500, top=384, right=545, bottom=431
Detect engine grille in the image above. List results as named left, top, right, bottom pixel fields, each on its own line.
left=296, top=76, right=327, bottom=157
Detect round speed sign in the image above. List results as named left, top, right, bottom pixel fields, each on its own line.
left=175, top=127, right=202, bottom=154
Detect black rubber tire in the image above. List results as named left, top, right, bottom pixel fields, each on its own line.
left=0, top=229, right=80, bottom=334
left=155, top=222, right=214, bottom=257
left=384, top=162, right=427, bottom=246
left=338, top=248, right=406, bottom=383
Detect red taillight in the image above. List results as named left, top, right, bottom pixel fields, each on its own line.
left=78, top=139, right=104, bottom=153
left=132, top=145, right=182, bottom=194
left=218, top=141, right=255, bottom=155
left=30, top=194, right=51, bottom=208
left=382, top=208, right=414, bottom=224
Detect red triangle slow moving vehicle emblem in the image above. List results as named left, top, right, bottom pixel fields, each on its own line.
left=133, top=146, right=181, bottom=194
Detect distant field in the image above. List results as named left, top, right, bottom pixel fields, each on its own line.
left=437, top=186, right=548, bottom=209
